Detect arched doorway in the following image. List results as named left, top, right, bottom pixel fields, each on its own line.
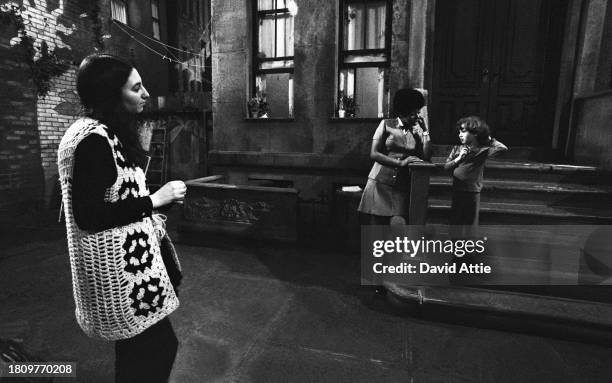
left=430, top=0, right=568, bottom=147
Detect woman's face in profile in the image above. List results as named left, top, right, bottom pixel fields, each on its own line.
left=121, top=68, right=149, bottom=113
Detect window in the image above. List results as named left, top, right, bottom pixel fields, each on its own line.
left=111, top=0, right=128, bottom=24
left=338, top=0, right=391, bottom=118
left=253, top=0, right=295, bottom=118
left=151, top=0, right=160, bottom=39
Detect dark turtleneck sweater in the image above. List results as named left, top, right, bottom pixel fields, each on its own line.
left=72, top=134, right=153, bottom=231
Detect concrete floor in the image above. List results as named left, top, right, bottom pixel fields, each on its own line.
left=2, top=215, right=612, bottom=382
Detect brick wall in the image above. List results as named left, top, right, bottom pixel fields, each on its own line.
left=0, top=0, right=210, bottom=216
left=0, top=0, right=96, bottom=213
left=1, top=13, right=42, bottom=214
left=37, top=67, right=80, bottom=206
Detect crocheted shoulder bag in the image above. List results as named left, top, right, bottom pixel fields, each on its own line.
left=57, top=117, right=179, bottom=340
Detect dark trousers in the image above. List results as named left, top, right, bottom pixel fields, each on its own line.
left=115, top=317, right=178, bottom=383
left=450, top=191, right=480, bottom=226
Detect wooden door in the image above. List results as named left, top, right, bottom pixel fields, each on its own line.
left=431, top=0, right=566, bottom=146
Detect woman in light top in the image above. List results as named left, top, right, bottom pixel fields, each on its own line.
left=358, top=88, right=431, bottom=225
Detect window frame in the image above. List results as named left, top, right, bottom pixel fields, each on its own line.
left=251, top=0, right=295, bottom=117
left=151, top=0, right=161, bottom=40
left=111, top=0, right=129, bottom=25
left=337, top=0, right=393, bottom=117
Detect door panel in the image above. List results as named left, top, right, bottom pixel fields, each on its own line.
left=432, top=0, right=565, bottom=146
left=488, top=0, right=545, bottom=144
left=431, top=0, right=490, bottom=143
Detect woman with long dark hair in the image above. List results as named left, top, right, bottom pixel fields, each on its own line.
left=58, top=53, right=185, bottom=382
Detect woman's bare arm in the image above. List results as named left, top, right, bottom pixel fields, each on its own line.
left=369, top=120, right=403, bottom=167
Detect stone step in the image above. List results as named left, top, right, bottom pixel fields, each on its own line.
left=428, top=177, right=612, bottom=207
left=431, top=145, right=551, bottom=161
left=385, top=284, right=612, bottom=344
left=427, top=198, right=612, bottom=224
left=430, top=157, right=612, bottom=185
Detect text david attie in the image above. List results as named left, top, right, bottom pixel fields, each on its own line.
left=371, top=236, right=491, bottom=275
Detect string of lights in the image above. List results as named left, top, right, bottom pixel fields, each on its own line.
left=112, top=21, right=213, bottom=73
left=112, top=20, right=210, bottom=61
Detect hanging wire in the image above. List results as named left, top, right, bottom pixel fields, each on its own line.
left=112, top=21, right=213, bottom=75
left=113, top=19, right=210, bottom=61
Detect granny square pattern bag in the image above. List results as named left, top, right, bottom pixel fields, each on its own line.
left=58, top=117, right=178, bottom=340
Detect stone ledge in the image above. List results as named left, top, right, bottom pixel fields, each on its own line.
left=385, top=283, right=612, bottom=343
left=182, top=175, right=298, bottom=241
left=209, top=150, right=372, bottom=170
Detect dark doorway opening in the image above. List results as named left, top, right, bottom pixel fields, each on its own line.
left=431, top=0, right=568, bottom=150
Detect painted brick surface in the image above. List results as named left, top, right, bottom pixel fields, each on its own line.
left=0, top=0, right=210, bottom=212
left=0, top=0, right=96, bottom=211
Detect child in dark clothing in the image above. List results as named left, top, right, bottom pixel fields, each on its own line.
left=444, top=116, right=507, bottom=226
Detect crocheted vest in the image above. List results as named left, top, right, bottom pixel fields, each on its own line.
left=57, top=117, right=179, bottom=340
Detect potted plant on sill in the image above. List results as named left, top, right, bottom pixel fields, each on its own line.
left=338, top=92, right=358, bottom=118
left=247, top=91, right=270, bottom=118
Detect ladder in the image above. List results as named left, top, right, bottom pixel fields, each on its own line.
left=146, top=126, right=167, bottom=190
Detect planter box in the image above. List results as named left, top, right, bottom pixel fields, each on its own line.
left=180, top=175, right=298, bottom=241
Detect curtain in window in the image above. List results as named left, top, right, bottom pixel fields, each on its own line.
left=367, top=2, right=386, bottom=49
left=345, top=3, right=365, bottom=50
left=259, top=14, right=276, bottom=58
left=345, top=1, right=386, bottom=50
left=111, top=0, right=127, bottom=23
left=258, top=0, right=274, bottom=10
left=151, top=0, right=159, bottom=18
left=255, top=0, right=294, bottom=117
left=259, top=13, right=293, bottom=58
left=153, top=22, right=160, bottom=39
left=276, top=13, right=293, bottom=57
left=258, top=0, right=287, bottom=10
left=152, top=0, right=160, bottom=40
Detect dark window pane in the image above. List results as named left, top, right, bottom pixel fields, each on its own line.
left=257, top=73, right=293, bottom=118
left=355, top=67, right=384, bottom=118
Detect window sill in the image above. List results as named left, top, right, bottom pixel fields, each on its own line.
left=244, top=118, right=295, bottom=122
left=328, top=117, right=383, bottom=123
left=112, top=19, right=129, bottom=26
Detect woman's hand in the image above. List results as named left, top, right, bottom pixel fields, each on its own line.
left=416, top=116, right=427, bottom=131
left=150, top=180, right=187, bottom=208
left=414, top=116, right=431, bottom=160
left=399, top=156, right=424, bottom=167
left=412, top=125, right=424, bottom=137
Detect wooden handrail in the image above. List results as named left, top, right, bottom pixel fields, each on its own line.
left=408, top=162, right=436, bottom=225
left=185, top=175, right=225, bottom=185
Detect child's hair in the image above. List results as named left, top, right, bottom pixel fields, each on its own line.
left=393, top=88, right=425, bottom=117
left=457, top=116, right=490, bottom=146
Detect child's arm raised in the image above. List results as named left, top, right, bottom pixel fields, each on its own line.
left=487, top=137, right=508, bottom=158
left=444, top=145, right=469, bottom=171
